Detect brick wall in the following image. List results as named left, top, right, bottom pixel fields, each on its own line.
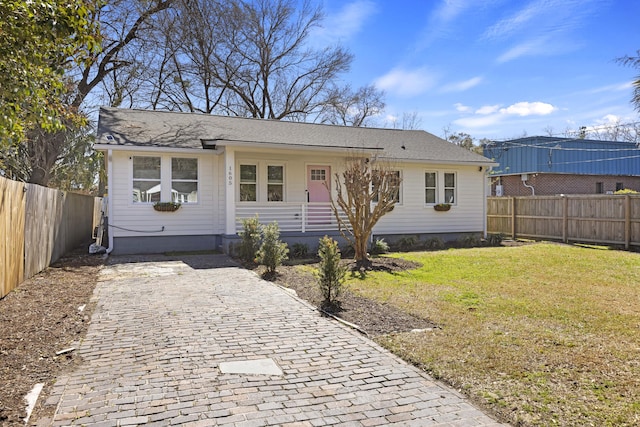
left=490, top=173, right=640, bottom=196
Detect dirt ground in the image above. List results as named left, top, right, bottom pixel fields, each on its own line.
left=0, top=248, right=104, bottom=426
left=259, top=257, right=438, bottom=337
left=0, top=250, right=437, bottom=426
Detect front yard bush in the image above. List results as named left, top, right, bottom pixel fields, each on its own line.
left=238, top=215, right=261, bottom=263
left=317, top=236, right=347, bottom=310
left=256, top=221, right=288, bottom=274
left=291, top=242, right=309, bottom=259
left=370, top=238, right=389, bottom=255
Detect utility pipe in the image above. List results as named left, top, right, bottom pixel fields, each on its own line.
left=522, top=179, right=535, bottom=195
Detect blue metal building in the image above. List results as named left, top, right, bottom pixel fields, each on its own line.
left=483, top=136, right=640, bottom=176
left=483, top=136, right=640, bottom=196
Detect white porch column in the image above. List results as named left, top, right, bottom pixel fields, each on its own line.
left=225, top=148, right=236, bottom=234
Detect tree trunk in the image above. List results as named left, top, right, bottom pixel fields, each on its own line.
left=26, top=129, right=66, bottom=187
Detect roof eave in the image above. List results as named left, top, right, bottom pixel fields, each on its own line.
left=377, top=156, right=497, bottom=167
left=93, top=143, right=218, bottom=155
left=203, top=138, right=384, bottom=153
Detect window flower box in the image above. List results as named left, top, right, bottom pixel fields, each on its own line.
left=153, top=202, right=181, bottom=212
left=433, top=203, right=451, bottom=212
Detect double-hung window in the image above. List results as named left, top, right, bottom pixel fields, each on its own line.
left=171, top=158, right=198, bottom=203
left=132, top=156, right=199, bottom=204
left=267, top=165, right=284, bottom=202
left=373, top=170, right=401, bottom=203
left=240, top=164, right=257, bottom=202
left=425, top=172, right=437, bottom=204
left=132, top=156, right=161, bottom=203
left=444, top=172, right=456, bottom=204
left=239, top=163, right=286, bottom=202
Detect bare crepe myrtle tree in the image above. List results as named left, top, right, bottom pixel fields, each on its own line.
left=328, top=156, right=401, bottom=266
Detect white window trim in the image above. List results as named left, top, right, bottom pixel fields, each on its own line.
left=424, top=170, right=438, bottom=205
left=373, top=170, right=402, bottom=205
left=444, top=171, right=457, bottom=205
left=237, top=160, right=287, bottom=203
left=131, top=155, right=200, bottom=205
left=239, top=163, right=258, bottom=202
left=131, top=155, right=161, bottom=205
left=171, top=157, right=200, bottom=205
left=267, top=163, right=286, bottom=203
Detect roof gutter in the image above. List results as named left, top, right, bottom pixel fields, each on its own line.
left=93, top=143, right=219, bottom=155
left=201, top=138, right=384, bottom=154
left=376, top=156, right=498, bottom=167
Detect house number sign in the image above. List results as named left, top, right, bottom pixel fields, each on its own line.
left=228, top=166, right=233, bottom=186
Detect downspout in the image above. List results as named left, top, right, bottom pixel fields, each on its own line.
left=106, top=149, right=115, bottom=254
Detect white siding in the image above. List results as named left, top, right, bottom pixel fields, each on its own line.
left=373, top=163, right=487, bottom=234
left=233, top=151, right=486, bottom=234
left=110, top=147, right=487, bottom=238
left=110, top=151, right=220, bottom=237
left=234, top=151, right=344, bottom=204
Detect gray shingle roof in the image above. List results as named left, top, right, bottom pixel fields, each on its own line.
left=96, top=107, right=493, bottom=165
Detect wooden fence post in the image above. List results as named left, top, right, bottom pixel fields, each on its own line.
left=511, top=197, right=516, bottom=240
left=562, top=195, right=568, bottom=243
left=625, top=195, right=631, bottom=250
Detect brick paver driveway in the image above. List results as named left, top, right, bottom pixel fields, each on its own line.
left=43, top=254, right=507, bottom=426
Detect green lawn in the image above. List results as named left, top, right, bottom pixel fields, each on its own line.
left=346, top=243, right=640, bottom=426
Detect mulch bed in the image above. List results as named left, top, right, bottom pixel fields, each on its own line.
left=255, top=257, right=438, bottom=337
left=0, top=248, right=104, bottom=426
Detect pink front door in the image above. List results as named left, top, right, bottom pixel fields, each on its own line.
left=307, top=165, right=331, bottom=224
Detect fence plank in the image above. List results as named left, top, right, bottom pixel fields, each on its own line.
left=487, top=195, right=640, bottom=248
left=2, top=177, right=100, bottom=298
left=24, top=184, right=57, bottom=279
left=0, top=177, right=26, bottom=298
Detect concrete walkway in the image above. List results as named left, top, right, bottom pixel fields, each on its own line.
left=42, top=254, right=507, bottom=426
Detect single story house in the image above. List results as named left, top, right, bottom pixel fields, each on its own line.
left=483, top=136, right=640, bottom=196
left=95, top=107, right=496, bottom=255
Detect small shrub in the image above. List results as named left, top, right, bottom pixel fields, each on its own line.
left=317, top=236, right=347, bottom=309
left=457, top=234, right=481, bottom=248
left=256, top=221, right=288, bottom=274
left=486, top=233, right=504, bottom=246
left=424, top=237, right=445, bottom=250
left=340, top=243, right=355, bottom=258
left=291, top=242, right=309, bottom=259
left=396, top=236, right=418, bottom=251
left=238, top=216, right=261, bottom=262
left=614, top=188, right=638, bottom=194
left=370, top=238, right=389, bottom=255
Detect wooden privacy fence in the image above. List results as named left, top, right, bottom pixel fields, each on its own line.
left=487, top=195, right=640, bottom=249
left=1, top=176, right=100, bottom=298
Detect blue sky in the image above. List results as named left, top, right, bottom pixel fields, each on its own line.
left=313, top=0, right=639, bottom=140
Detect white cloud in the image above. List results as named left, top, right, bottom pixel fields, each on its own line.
left=374, top=67, right=438, bottom=97
left=585, top=81, right=634, bottom=95
left=454, top=103, right=471, bottom=112
left=475, top=104, right=500, bottom=115
left=441, top=76, right=483, bottom=93
left=598, top=114, right=622, bottom=125
left=314, top=1, right=377, bottom=42
left=496, top=37, right=549, bottom=63
left=454, top=114, right=504, bottom=128
left=500, top=101, right=556, bottom=116
left=433, top=0, right=472, bottom=24
left=484, top=0, right=597, bottom=41
left=454, top=101, right=557, bottom=128
left=483, top=0, right=553, bottom=40
left=485, top=0, right=601, bottom=62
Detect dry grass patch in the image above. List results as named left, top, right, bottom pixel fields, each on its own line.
left=347, top=243, right=640, bottom=426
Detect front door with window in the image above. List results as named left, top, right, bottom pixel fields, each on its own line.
left=307, top=165, right=331, bottom=225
